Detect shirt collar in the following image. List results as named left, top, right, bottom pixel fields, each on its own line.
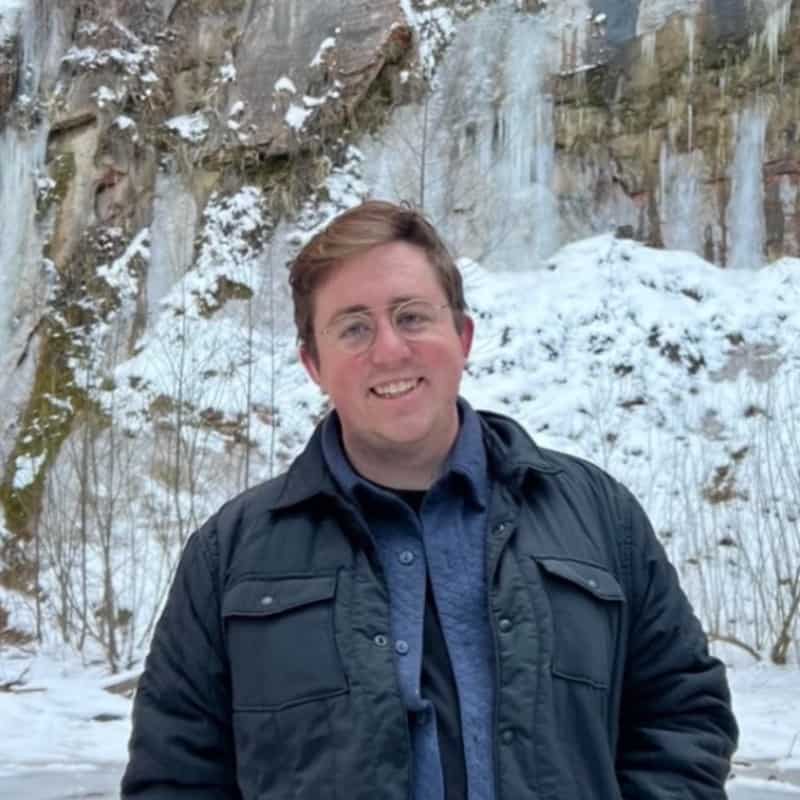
left=321, top=397, right=489, bottom=510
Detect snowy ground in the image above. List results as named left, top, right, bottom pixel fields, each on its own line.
left=0, top=645, right=798, bottom=796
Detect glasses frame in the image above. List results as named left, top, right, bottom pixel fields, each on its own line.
left=319, top=299, right=452, bottom=355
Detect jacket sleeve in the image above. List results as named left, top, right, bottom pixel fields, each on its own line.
left=615, top=487, right=738, bottom=800
left=121, top=521, right=240, bottom=799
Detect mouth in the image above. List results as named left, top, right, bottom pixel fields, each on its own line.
left=370, top=377, right=423, bottom=399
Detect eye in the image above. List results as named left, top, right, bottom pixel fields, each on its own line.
left=395, top=303, right=435, bottom=332
left=336, top=317, right=373, bottom=342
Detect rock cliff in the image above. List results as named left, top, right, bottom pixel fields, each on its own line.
left=0, top=0, right=797, bottom=652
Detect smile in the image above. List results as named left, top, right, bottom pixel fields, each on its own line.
left=370, top=378, right=422, bottom=398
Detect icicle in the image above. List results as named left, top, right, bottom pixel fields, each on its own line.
left=147, top=169, right=199, bottom=318
left=658, top=141, right=703, bottom=255
left=749, top=0, right=791, bottom=74
left=0, top=1, right=48, bottom=357
left=726, top=102, right=770, bottom=270
left=684, top=16, right=695, bottom=82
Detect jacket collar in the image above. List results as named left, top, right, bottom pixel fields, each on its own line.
left=270, top=402, right=562, bottom=512
left=319, top=399, right=490, bottom=511
left=478, top=409, right=563, bottom=483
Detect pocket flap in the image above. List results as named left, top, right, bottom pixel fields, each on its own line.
left=223, top=574, right=337, bottom=618
left=536, top=558, right=624, bottom=602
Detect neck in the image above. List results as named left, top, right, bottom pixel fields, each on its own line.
left=342, top=419, right=460, bottom=490
left=344, top=441, right=446, bottom=490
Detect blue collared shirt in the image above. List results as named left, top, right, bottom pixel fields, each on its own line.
left=321, top=399, right=496, bottom=800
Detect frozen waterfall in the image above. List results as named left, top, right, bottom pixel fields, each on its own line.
left=0, top=1, right=48, bottom=363
left=726, top=103, right=769, bottom=270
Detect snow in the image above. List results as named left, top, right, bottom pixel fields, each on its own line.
left=61, top=44, right=158, bottom=76
left=274, top=75, right=297, bottom=94
left=95, top=229, right=149, bottom=305
left=0, top=0, right=25, bottom=43
left=113, top=115, right=136, bottom=130
left=285, top=102, right=313, bottom=130
left=93, top=85, right=121, bottom=108
left=311, top=36, right=336, bottom=66
left=399, top=0, right=457, bottom=77
left=731, top=665, right=800, bottom=770
left=164, top=113, right=209, bottom=143
left=0, top=649, right=131, bottom=778
left=11, top=452, right=46, bottom=490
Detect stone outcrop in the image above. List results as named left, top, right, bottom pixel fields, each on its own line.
left=554, top=0, right=800, bottom=265
left=0, top=35, right=17, bottom=114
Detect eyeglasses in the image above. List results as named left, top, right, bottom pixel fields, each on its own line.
left=320, top=299, right=452, bottom=355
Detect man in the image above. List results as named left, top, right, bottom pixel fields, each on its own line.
left=122, top=200, right=738, bottom=799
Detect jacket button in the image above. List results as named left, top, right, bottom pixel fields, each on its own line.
left=395, top=639, right=410, bottom=656
left=587, top=578, right=598, bottom=589
left=499, top=618, right=513, bottom=633
left=493, top=522, right=508, bottom=536
left=398, top=550, right=415, bottom=565
left=501, top=729, right=514, bottom=745
left=260, top=595, right=274, bottom=606
left=373, top=634, right=388, bottom=647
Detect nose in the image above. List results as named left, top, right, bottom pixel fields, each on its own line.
left=368, top=316, right=412, bottom=364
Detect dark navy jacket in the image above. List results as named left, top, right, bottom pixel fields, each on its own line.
left=122, top=410, right=738, bottom=800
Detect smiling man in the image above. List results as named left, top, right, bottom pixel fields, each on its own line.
left=122, top=201, right=737, bottom=800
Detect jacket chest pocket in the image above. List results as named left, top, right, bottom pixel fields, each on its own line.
left=222, top=574, right=348, bottom=711
left=535, top=558, right=624, bottom=688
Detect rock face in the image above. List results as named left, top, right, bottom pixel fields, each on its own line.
left=0, top=0, right=417, bottom=614
left=0, top=36, right=17, bottom=114
left=0, top=0, right=798, bottom=642
left=554, top=0, right=800, bottom=267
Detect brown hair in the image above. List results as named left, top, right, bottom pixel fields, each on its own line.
left=289, top=200, right=467, bottom=361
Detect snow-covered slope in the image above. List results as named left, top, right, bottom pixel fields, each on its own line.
left=1, top=226, right=799, bottom=792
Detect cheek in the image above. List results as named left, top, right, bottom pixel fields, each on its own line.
left=322, top=361, right=366, bottom=402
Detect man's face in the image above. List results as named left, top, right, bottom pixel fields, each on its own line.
left=300, top=240, right=474, bottom=469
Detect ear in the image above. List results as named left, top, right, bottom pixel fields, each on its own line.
left=300, top=344, right=324, bottom=391
left=459, top=314, right=475, bottom=359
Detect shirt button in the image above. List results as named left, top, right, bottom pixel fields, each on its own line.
left=398, top=550, right=415, bottom=565
left=493, top=521, right=508, bottom=536
left=499, top=618, right=513, bottom=633
left=395, top=639, right=410, bottom=656
left=373, top=634, right=389, bottom=648
left=501, top=729, right=514, bottom=745
left=260, top=595, right=274, bottom=606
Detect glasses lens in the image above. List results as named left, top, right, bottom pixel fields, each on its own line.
left=329, top=314, right=374, bottom=352
left=393, top=301, right=439, bottom=336
left=324, top=301, right=446, bottom=353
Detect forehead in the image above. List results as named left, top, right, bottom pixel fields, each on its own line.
left=313, top=241, right=443, bottom=318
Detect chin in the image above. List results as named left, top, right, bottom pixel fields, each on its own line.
left=375, top=422, right=432, bottom=447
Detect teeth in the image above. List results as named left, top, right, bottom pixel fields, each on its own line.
left=373, top=379, right=418, bottom=398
